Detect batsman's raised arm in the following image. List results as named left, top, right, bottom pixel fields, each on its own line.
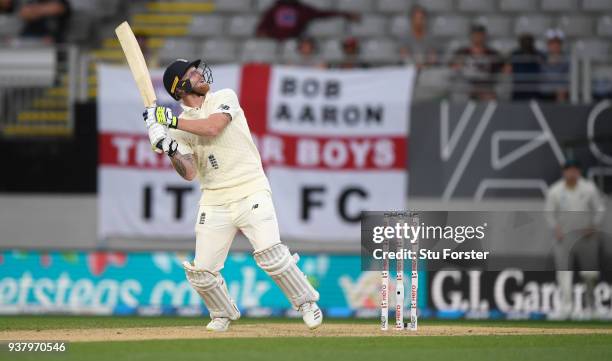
left=177, top=113, right=230, bottom=137
left=152, top=106, right=231, bottom=137
left=146, top=89, right=236, bottom=138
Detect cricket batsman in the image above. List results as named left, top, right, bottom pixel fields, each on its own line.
left=142, top=59, right=322, bottom=331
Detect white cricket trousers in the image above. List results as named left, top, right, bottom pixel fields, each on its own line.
left=193, top=189, right=281, bottom=272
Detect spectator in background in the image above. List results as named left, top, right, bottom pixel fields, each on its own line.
left=399, top=5, right=438, bottom=68
left=332, top=37, right=368, bottom=69
left=450, top=24, right=503, bottom=100
left=19, top=0, right=71, bottom=43
left=290, top=36, right=326, bottom=68
left=256, top=0, right=359, bottom=41
left=0, top=0, right=14, bottom=14
left=540, top=29, right=570, bottom=103
left=508, top=33, right=544, bottom=101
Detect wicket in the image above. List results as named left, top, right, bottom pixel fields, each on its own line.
left=380, top=212, right=419, bottom=332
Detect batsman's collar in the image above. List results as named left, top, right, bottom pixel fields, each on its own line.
left=180, top=91, right=212, bottom=113
left=180, top=102, right=200, bottom=113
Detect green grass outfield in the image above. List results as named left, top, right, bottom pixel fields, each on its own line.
left=1, top=316, right=611, bottom=361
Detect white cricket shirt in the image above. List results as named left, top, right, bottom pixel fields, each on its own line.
left=545, top=177, right=606, bottom=230
left=169, top=88, right=271, bottom=205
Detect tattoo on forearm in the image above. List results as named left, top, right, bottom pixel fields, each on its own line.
left=171, top=153, right=194, bottom=179
left=171, top=157, right=187, bottom=178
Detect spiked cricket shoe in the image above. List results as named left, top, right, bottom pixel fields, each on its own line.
left=299, top=302, right=323, bottom=329
left=206, top=317, right=231, bottom=332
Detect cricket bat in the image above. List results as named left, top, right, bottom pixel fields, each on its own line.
left=115, top=21, right=156, bottom=107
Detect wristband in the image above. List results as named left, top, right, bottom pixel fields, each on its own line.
left=169, top=116, right=178, bottom=129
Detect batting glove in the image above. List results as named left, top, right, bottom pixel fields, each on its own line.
left=148, top=123, right=167, bottom=152
left=143, top=105, right=178, bottom=129
left=147, top=123, right=178, bottom=157
left=143, top=106, right=156, bottom=129
left=158, top=137, right=178, bottom=157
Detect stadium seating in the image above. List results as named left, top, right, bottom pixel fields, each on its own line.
left=597, top=16, right=612, bottom=37
left=540, top=0, right=579, bottom=12
left=307, top=18, right=347, bottom=38
left=202, top=39, right=239, bottom=63
left=280, top=39, right=300, bottom=63
left=336, top=0, right=373, bottom=12
left=389, top=16, right=410, bottom=38
left=214, top=0, right=253, bottom=13
left=3, top=0, right=612, bottom=138
left=349, top=16, right=387, bottom=37
left=583, top=0, right=612, bottom=11
left=573, top=39, right=611, bottom=58
left=499, top=0, right=537, bottom=12
left=301, top=0, right=333, bottom=9
left=457, top=0, right=496, bottom=13
left=490, top=38, right=517, bottom=54
left=240, top=39, right=278, bottom=63
left=431, top=16, right=470, bottom=37
left=189, top=15, right=225, bottom=37
left=0, top=15, right=22, bottom=38
left=0, top=48, right=56, bottom=87
left=360, top=39, right=397, bottom=63
left=377, top=0, right=413, bottom=14
left=26, top=0, right=612, bottom=85
left=417, top=0, right=454, bottom=12
left=514, top=15, right=553, bottom=36
left=558, top=16, right=593, bottom=37
left=159, top=38, right=201, bottom=64
left=475, top=16, right=513, bottom=37
left=256, top=0, right=276, bottom=12
left=227, top=15, right=259, bottom=38
left=74, top=0, right=612, bottom=69
left=321, top=39, right=344, bottom=62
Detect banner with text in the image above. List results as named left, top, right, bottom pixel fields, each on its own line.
left=98, top=64, right=414, bottom=242
left=0, top=250, right=419, bottom=317
left=427, top=270, right=612, bottom=320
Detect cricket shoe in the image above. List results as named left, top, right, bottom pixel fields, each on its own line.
left=206, top=317, right=231, bottom=332
left=299, top=302, right=323, bottom=330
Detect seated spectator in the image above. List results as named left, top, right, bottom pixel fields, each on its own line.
left=256, top=0, right=358, bottom=41
left=399, top=5, right=438, bottom=69
left=450, top=24, right=503, bottom=100
left=290, top=36, right=326, bottom=68
left=540, top=29, right=570, bottom=103
left=508, top=33, right=544, bottom=101
left=331, top=37, right=368, bottom=69
left=19, top=0, right=71, bottom=43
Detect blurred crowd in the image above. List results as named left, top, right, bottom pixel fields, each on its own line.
left=1, top=0, right=70, bottom=43
left=258, top=1, right=573, bottom=103
left=0, top=0, right=581, bottom=103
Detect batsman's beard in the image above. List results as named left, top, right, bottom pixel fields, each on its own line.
left=191, top=81, right=210, bottom=96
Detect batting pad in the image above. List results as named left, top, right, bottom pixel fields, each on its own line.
left=183, top=261, right=241, bottom=320
left=254, top=244, right=320, bottom=309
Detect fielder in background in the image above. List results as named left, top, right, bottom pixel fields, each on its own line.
left=545, top=160, right=606, bottom=318
left=143, top=59, right=322, bottom=332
